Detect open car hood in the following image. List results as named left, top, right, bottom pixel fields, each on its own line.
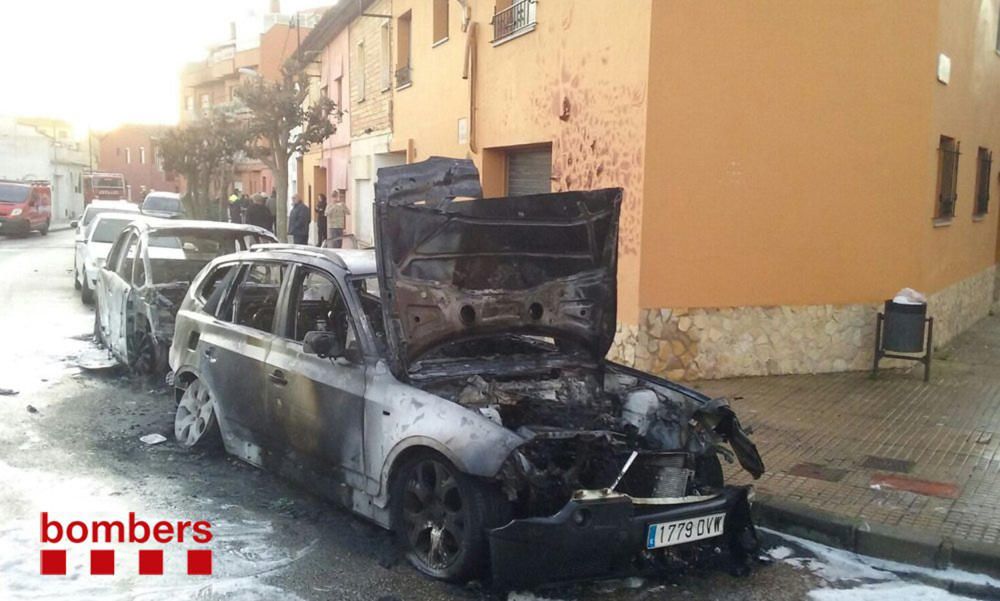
left=374, top=157, right=622, bottom=379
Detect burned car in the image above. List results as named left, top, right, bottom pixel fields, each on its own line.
left=167, top=158, right=764, bottom=588
left=94, top=220, right=277, bottom=374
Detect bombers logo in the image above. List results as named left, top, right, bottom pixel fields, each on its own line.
left=39, top=512, right=213, bottom=576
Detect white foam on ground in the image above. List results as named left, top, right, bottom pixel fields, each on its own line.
left=767, top=545, right=795, bottom=560
left=508, top=593, right=565, bottom=601
left=764, top=529, right=999, bottom=600
left=808, top=582, right=976, bottom=601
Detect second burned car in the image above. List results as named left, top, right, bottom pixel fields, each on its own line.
left=94, top=220, right=277, bottom=374
left=167, top=158, right=764, bottom=588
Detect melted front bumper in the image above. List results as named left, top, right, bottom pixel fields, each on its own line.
left=489, top=485, right=756, bottom=588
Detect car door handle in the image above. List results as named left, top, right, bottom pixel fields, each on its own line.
left=269, top=370, right=288, bottom=386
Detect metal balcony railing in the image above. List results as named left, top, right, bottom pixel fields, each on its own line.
left=492, top=0, right=536, bottom=42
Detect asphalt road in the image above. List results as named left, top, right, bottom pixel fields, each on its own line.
left=0, top=229, right=981, bottom=601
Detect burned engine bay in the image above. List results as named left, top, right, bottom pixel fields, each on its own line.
left=420, top=363, right=765, bottom=519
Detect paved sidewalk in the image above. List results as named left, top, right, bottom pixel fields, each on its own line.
left=694, top=313, right=1000, bottom=575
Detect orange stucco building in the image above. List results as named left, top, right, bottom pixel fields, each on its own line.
left=388, top=0, right=1000, bottom=379
left=179, top=9, right=323, bottom=198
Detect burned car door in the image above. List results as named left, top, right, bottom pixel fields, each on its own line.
left=266, top=265, right=367, bottom=481
left=106, top=232, right=140, bottom=359
left=96, top=232, right=127, bottom=342
left=203, top=261, right=287, bottom=449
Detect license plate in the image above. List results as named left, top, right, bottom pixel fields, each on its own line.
left=646, top=513, right=726, bottom=549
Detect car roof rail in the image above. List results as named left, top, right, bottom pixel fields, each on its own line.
left=250, top=243, right=301, bottom=252
left=248, top=243, right=348, bottom=269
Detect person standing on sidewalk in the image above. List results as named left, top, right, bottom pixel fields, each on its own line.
left=266, top=189, right=277, bottom=231
left=227, top=191, right=241, bottom=223
left=289, top=194, right=310, bottom=245
left=315, top=193, right=328, bottom=247
left=245, top=195, right=273, bottom=231
left=325, top=191, right=349, bottom=248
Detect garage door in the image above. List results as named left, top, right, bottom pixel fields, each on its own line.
left=506, top=147, right=552, bottom=196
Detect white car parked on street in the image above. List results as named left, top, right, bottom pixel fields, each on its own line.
left=73, top=201, right=140, bottom=290
left=76, top=213, right=149, bottom=304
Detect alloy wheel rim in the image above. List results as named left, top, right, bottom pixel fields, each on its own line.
left=401, top=459, right=466, bottom=570
left=175, top=381, right=213, bottom=446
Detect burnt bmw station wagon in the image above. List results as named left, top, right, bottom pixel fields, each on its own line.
left=167, top=158, right=764, bottom=587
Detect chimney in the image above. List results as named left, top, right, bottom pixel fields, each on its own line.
left=270, top=0, right=280, bottom=14
left=229, top=21, right=237, bottom=40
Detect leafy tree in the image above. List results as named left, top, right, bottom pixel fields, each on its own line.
left=158, top=111, right=248, bottom=219
left=236, top=62, right=337, bottom=238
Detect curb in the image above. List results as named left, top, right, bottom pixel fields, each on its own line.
left=752, top=494, right=1000, bottom=596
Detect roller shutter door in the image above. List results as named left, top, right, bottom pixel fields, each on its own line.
left=506, top=147, right=551, bottom=196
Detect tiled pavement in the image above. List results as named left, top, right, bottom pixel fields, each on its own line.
left=693, top=314, right=1000, bottom=551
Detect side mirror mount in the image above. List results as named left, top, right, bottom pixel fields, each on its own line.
left=303, top=331, right=344, bottom=359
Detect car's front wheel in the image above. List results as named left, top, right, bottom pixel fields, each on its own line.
left=390, top=452, right=510, bottom=582
left=174, top=379, right=222, bottom=450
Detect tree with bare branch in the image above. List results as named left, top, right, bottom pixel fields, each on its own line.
left=236, top=63, right=337, bottom=239
left=158, top=111, right=248, bottom=219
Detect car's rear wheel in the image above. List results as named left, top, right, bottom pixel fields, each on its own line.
left=174, top=379, right=221, bottom=449
left=80, top=269, right=94, bottom=304
left=390, top=452, right=510, bottom=582
left=38, top=219, right=49, bottom=235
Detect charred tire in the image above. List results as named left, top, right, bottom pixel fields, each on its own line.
left=131, top=325, right=167, bottom=376
left=80, top=270, right=94, bottom=304
left=174, top=379, right=222, bottom=450
left=390, top=451, right=510, bottom=582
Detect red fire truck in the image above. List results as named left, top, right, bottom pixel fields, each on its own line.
left=83, top=173, right=127, bottom=205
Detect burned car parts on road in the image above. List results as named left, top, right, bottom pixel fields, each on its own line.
left=168, top=157, right=764, bottom=589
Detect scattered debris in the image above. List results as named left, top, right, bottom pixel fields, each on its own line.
left=139, top=433, right=167, bottom=445
left=25, top=405, right=38, bottom=414
left=975, top=431, right=993, bottom=445
left=0, top=388, right=18, bottom=396
left=75, top=348, right=119, bottom=371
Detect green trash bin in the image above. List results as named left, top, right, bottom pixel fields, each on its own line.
left=874, top=300, right=933, bottom=381
left=883, top=300, right=927, bottom=352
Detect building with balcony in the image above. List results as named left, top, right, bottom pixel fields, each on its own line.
left=179, top=2, right=325, bottom=198
left=292, top=0, right=404, bottom=246
left=387, top=0, right=1000, bottom=380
